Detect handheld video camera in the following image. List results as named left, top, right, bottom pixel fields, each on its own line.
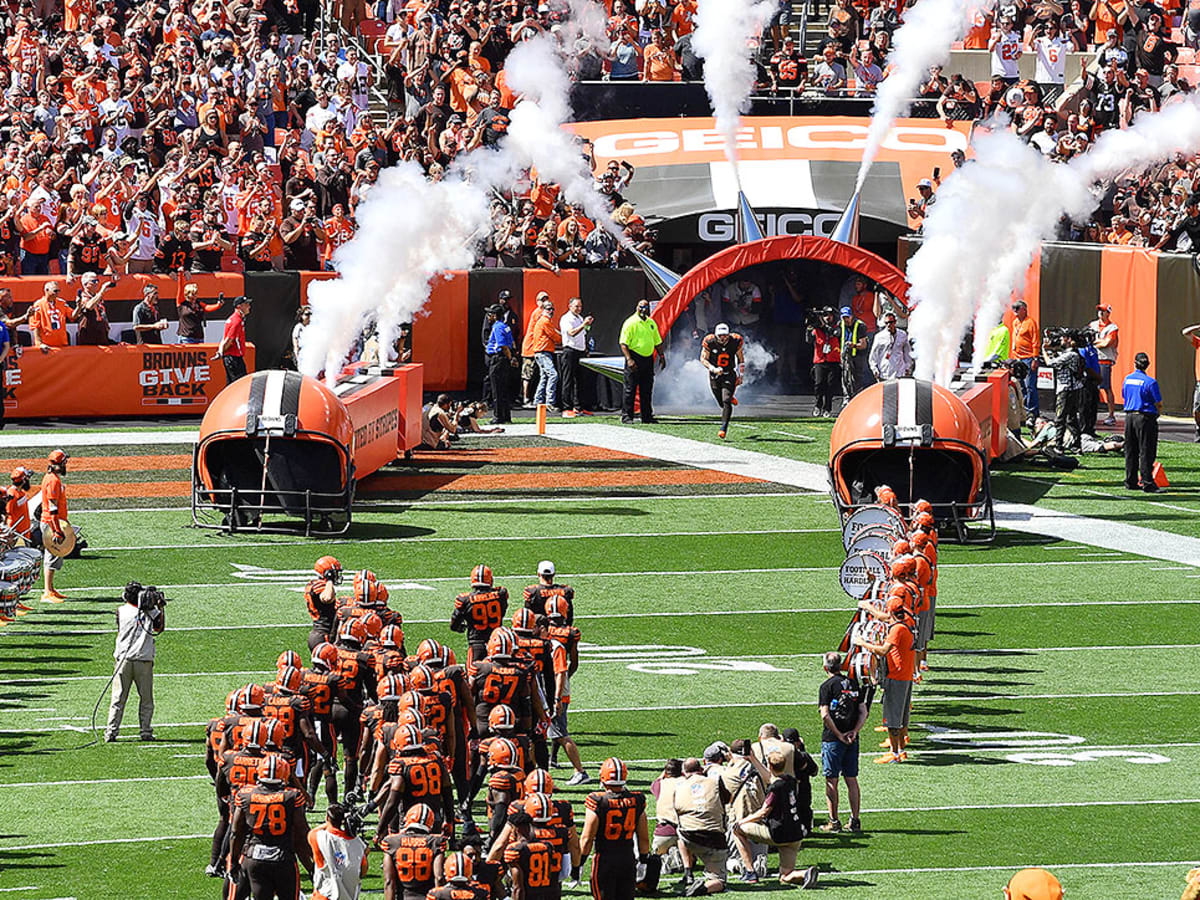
left=125, top=580, right=169, bottom=612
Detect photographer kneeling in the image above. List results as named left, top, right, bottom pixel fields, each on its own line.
left=105, top=582, right=166, bottom=742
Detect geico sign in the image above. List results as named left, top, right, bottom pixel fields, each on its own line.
left=594, top=124, right=967, bottom=158
left=699, top=212, right=841, bottom=242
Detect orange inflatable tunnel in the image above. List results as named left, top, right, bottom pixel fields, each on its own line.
left=829, top=378, right=995, bottom=541
left=192, top=370, right=356, bottom=534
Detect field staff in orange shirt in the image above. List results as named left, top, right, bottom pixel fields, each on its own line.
left=853, top=594, right=916, bottom=765
left=1010, top=299, right=1041, bottom=424
left=40, top=449, right=70, bottom=603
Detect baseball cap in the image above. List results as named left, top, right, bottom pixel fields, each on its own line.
left=781, top=727, right=802, bottom=745
left=235, top=296, right=253, bottom=306
left=1097, top=303, right=1112, bottom=312
left=537, top=560, right=555, bottom=576
left=714, top=323, right=730, bottom=336
left=917, top=178, right=934, bottom=188
left=487, top=303, right=504, bottom=315
left=498, top=289, right=512, bottom=300
left=703, top=741, right=729, bottom=762
left=886, top=596, right=910, bottom=616
left=10, top=466, right=28, bottom=484
left=840, top=306, right=852, bottom=317
left=289, top=199, right=305, bottom=212
left=1004, top=868, right=1063, bottom=900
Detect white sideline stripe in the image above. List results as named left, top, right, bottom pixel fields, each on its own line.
left=53, top=558, right=1166, bottom=595
left=861, top=798, right=1200, bottom=814
left=19, top=597, right=1200, bottom=636
left=537, top=422, right=1200, bottom=567
left=0, top=888, right=39, bottom=893
left=0, top=430, right=196, bottom=447
left=89, top=527, right=838, bottom=553
left=0, top=774, right=210, bottom=789
left=5, top=690, right=1198, bottom=729
left=835, top=860, right=1200, bottom=877
left=68, top=491, right=819, bottom=515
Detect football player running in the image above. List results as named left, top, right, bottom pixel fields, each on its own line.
left=700, top=323, right=744, bottom=440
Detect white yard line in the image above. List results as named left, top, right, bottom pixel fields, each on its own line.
left=860, top=798, right=1200, bottom=814
left=0, top=834, right=208, bottom=851
left=537, top=422, right=1200, bottom=567
left=88, top=527, right=837, bottom=553
left=835, top=860, right=1200, bottom=877
left=0, top=430, right=196, bottom=447
left=0, top=775, right=209, bottom=789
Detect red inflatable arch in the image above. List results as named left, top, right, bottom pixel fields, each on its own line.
left=651, top=235, right=911, bottom=335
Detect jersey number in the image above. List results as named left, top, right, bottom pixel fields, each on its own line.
left=408, top=760, right=443, bottom=797
left=249, top=800, right=288, bottom=836
left=471, top=599, right=503, bottom=629
left=481, top=673, right=519, bottom=704
left=528, top=851, right=551, bottom=887
left=393, top=843, right=434, bottom=881
left=603, top=807, right=637, bottom=840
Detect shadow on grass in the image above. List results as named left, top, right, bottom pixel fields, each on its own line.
left=0, top=847, right=65, bottom=872
left=360, top=504, right=653, bottom=517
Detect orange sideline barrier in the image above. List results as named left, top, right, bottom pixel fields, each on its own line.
left=0, top=273, right=242, bottom=304
left=2, top=343, right=255, bottom=418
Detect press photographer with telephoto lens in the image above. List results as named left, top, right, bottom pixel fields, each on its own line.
left=105, top=581, right=167, bottom=742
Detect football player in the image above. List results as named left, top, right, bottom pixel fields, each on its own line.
left=523, top=561, right=575, bottom=624
left=228, top=757, right=313, bottom=900
left=511, top=608, right=552, bottom=769
left=333, top=618, right=377, bottom=800
left=579, top=758, right=650, bottom=900
left=426, top=851, right=490, bottom=900
left=304, top=642, right=349, bottom=805
left=215, top=684, right=266, bottom=757
left=502, top=809, right=557, bottom=900
left=306, top=556, right=343, bottom=650
left=418, top=638, right=475, bottom=803
left=407, top=666, right=457, bottom=764
left=471, top=629, right=546, bottom=737
left=544, top=597, right=587, bottom=783
left=450, top=565, right=509, bottom=665
left=263, top=666, right=324, bottom=781
left=482, top=737, right=525, bottom=847
left=700, top=323, right=744, bottom=439
left=381, top=803, right=446, bottom=900
left=374, top=724, right=455, bottom=841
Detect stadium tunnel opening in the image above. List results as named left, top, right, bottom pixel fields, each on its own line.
left=838, top=445, right=977, bottom=508
left=204, top=437, right=346, bottom=516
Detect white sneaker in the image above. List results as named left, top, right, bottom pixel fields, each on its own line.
left=567, top=771, right=591, bottom=786
left=1102, top=416, right=1117, bottom=426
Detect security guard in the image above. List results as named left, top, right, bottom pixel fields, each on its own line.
left=485, top=304, right=516, bottom=425
left=837, top=306, right=870, bottom=402
left=1121, top=352, right=1162, bottom=492
left=618, top=300, right=665, bottom=425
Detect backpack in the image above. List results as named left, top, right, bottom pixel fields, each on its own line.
left=828, top=676, right=861, bottom=731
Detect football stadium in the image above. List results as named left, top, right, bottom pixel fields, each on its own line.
left=3, top=0, right=1200, bottom=899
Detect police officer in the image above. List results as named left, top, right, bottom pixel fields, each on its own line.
left=837, top=306, right=870, bottom=404
left=485, top=305, right=516, bottom=424
left=1121, top=352, right=1162, bottom=492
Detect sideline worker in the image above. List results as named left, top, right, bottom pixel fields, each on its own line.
left=619, top=299, right=665, bottom=425
left=215, top=296, right=252, bottom=383
left=308, top=803, right=368, bottom=900
left=1121, top=351, right=1161, bottom=493
left=105, top=581, right=165, bottom=742
left=40, top=449, right=70, bottom=603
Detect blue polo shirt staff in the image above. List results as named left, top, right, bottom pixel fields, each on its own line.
left=485, top=304, right=516, bottom=424
left=1121, top=352, right=1162, bottom=493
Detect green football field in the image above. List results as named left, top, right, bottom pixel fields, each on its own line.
left=1, top=416, right=1198, bottom=899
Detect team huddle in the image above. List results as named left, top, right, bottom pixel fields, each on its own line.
left=203, top=557, right=653, bottom=900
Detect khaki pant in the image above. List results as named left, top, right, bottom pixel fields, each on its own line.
left=105, top=658, right=155, bottom=739
left=738, top=821, right=800, bottom=872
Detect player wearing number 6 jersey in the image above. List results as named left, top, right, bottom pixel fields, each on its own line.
left=382, top=804, right=446, bottom=900
left=580, top=758, right=649, bottom=900
left=228, top=756, right=313, bottom=900
left=700, top=324, right=744, bottom=440
left=451, top=565, right=510, bottom=665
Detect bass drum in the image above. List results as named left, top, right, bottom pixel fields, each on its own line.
left=0, top=549, right=37, bottom=594
left=841, top=504, right=908, bottom=551
left=0, top=579, right=19, bottom=615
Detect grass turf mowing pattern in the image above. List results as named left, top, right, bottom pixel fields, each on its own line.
left=3, top=442, right=1200, bottom=898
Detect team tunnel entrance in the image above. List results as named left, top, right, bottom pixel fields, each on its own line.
left=651, top=236, right=910, bottom=394
left=835, top=444, right=978, bottom=508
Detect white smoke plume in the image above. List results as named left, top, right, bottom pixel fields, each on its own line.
left=300, top=7, right=624, bottom=380
left=907, top=96, right=1200, bottom=384
left=298, top=162, right=491, bottom=381
left=693, top=0, right=776, bottom=167
left=653, top=337, right=777, bottom=410
left=855, top=0, right=976, bottom=191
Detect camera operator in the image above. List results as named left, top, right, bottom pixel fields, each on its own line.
left=1042, top=329, right=1084, bottom=453
left=104, top=581, right=165, bottom=742
left=308, top=803, right=369, bottom=900
left=807, top=307, right=841, bottom=418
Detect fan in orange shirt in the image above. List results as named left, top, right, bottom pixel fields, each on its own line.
left=322, top=205, right=356, bottom=267
left=39, top=450, right=71, bottom=603
left=28, top=281, right=74, bottom=350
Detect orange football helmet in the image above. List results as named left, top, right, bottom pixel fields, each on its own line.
left=599, top=757, right=627, bottom=786
left=511, top=608, right=537, bottom=634
left=488, top=704, right=516, bottom=732
left=314, top=556, right=342, bottom=583
left=379, top=673, right=408, bottom=701
left=487, top=628, right=516, bottom=658
left=524, top=768, right=555, bottom=795
left=276, top=650, right=302, bottom=672
left=488, top=737, right=518, bottom=769
left=444, top=851, right=472, bottom=883
left=471, top=564, right=493, bottom=588
left=278, top=666, right=303, bottom=693
left=352, top=569, right=378, bottom=603
left=312, top=641, right=339, bottom=670
left=258, top=755, right=291, bottom=784
left=524, top=792, right=553, bottom=823
left=545, top=595, right=570, bottom=622
left=380, top=625, right=404, bottom=649
left=391, top=723, right=423, bottom=753
left=404, top=803, right=436, bottom=833
left=416, top=638, right=443, bottom=663
left=338, top=618, right=366, bottom=646
left=408, top=664, right=435, bottom=692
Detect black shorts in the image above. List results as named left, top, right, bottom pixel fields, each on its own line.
left=590, top=853, right=636, bottom=900
left=240, top=854, right=299, bottom=900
